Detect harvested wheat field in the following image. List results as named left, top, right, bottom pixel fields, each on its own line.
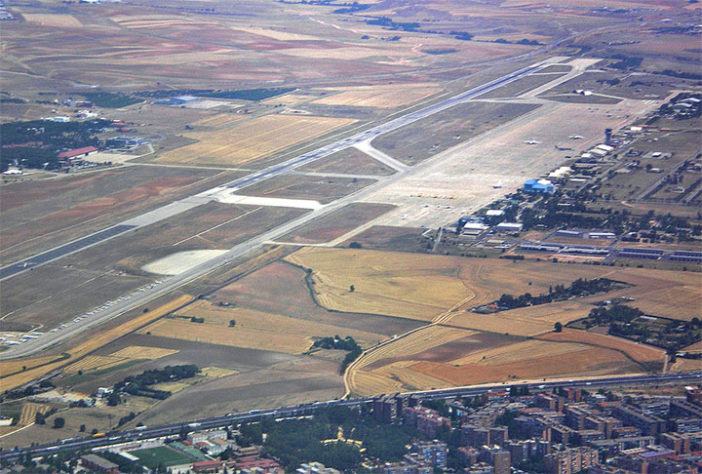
left=0, top=355, right=63, bottom=378
left=349, top=334, right=647, bottom=396
left=18, top=403, right=50, bottom=425
left=110, top=346, right=179, bottom=360
left=64, top=356, right=126, bottom=374
left=449, top=300, right=594, bottom=337
left=21, top=13, right=82, bottom=28
left=193, top=113, right=243, bottom=128
left=141, top=299, right=385, bottom=354
left=361, top=326, right=477, bottom=368
left=449, top=311, right=552, bottom=337
left=669, top=358, right=702, bottom=372
left=538, top=329, right=665, bottom=365
left=374, top=361, right=453, bottom=392
left=155, top=115, right=356, bottom=166
left=200, top=366, right=238, bottom=378
left=286, top=249, right=607, bottom=321
left=411, top=345, right=638, bottom=386
left=151, top=381, right=191, bottom=394
left=313, top=84, right=441, bottom=109
left=600, top=268, right=702, bottom=321
left=682, top=340, right=702, bottom=352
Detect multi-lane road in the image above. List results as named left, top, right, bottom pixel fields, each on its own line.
left=1, top=372, right=699, bottom=461
left=0, top=56, right=565, bottom=360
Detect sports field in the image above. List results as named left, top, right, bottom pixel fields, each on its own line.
left=130, top=446, right=195, bottom=469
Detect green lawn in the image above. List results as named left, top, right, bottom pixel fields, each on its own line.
left=130, top=446, right=194, bottom=468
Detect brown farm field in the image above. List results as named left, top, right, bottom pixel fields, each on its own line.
left=153, top=115, right=356, bottom=167
left=312, top=83, right=441, bottom=109
left=279, top=203, right=395, bottom=245
left=288, top=249, right=701, bottom=323
left=537, top=329, right=665, bottom=366
left=349, top=325, right=662, bottom=396
left=211, top=260, right=425, bottom=337
left=237, top=174, right=376, bottom=204
left=280, top=250, right=685, bottom=395
left=286, top=249, right=610, bottom=321
left=297, top=148, right=395, bottom=176
left=139, top=299, right=386, bottom=354
left=21, top=13, right=82, bottom=28
left=371, top=102, right=540, bottom=166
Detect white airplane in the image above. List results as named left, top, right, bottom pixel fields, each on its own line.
left=524, top=139, right=540, bottom=145
left=569, top=135, right=583, bottom=140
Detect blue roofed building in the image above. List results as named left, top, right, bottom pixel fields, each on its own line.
left=523, top=179, right=556, bottom=194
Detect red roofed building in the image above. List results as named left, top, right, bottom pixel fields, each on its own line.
left=234, top=456, right=283, bottom=473
left=58, top=146, right=98, bottom=160
left=192, top=460, right=223, bottom=473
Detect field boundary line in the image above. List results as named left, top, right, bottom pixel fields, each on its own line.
left=0, top=423, right=34, bottom=440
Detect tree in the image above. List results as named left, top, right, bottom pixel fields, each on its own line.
left=52, top=417, right=65, bottom=429
left=229, top=320, right=236, bottom=328
left=349, top=285, right=355, bottom=293
left=35, top=412, right=46, bottom=425
left=554, top=322, right=563, bottom=333
left=79, top=424, right=86, bottom=432
left=107, top=391, right=121, bottom=406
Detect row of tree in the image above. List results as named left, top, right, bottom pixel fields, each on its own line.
left=111, top=365, right=199, bottom=401
left=496, top=278, right=619, bottom=311
left=313, top=336, right=363, bottom=374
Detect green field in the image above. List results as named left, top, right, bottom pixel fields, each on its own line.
left=130, top=446, right=195, bottom=468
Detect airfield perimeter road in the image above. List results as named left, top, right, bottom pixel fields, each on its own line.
left=0, top=57, right=569, bottom=360
left=1, top=372, right=700, bottom=461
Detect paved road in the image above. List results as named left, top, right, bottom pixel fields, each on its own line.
left=0, top=57, right=563, bottom=360
left=1, top=372, right=699, bottom=460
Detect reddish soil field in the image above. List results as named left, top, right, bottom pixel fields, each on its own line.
left=365, top=331, right=518, bottom=370
left=538, top=329, right=665, bottom=364
left=410, top=347, right=639, bottom=386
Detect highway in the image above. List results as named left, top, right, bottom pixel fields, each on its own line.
left=1, top=372, right=699, bottom=461
left=0, top=56, right=563, bottom=360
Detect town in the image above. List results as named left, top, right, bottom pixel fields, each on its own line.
left=6, top=379, right=702, bottom=473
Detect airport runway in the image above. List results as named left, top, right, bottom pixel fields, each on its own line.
left=0, top=57, right=567, bottom=360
